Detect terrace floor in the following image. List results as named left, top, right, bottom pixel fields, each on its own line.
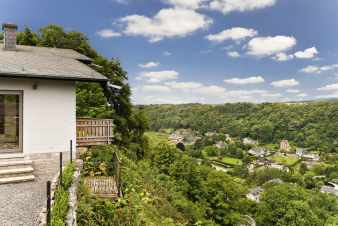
left=0, top=155, right=61, bottom=226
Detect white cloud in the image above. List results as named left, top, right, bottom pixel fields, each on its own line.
left=224, top=76, right=265, bottom=85
left=142, top=84, right=171, bottom=92
left=317, top=83, right=338, bottom=91
left=247, top=36, right=297, bottom=57
left=272, top=52, right=294, bottom=61
left=297, top=93, right=308, bottom=98
left=206, top=27, right=258, bottom=43
left=286, top=89, right=300, bottom=93
left=138, top=61, right=160, bottom=68
left=164, top=0, right=207, bottom=9
left=112, top=0, right=128, bottom=4
left=165, top=81, right=203, bottom=89
left=163, top=51, right=172, bottom=56
left=119, top=8, right=212, bottom=42
left=133, top=82, right=289, bottom=104
left=300, top=65, right=321, bottom=74
left=320, top=64, right=338, bottom=71
left=271, top=79, right=299, bottom=88
left=137, top=70, right=179, bottom=83
left=315, top=92, right=338, bottom=99
left=195, top=85, right=226, bottom=96
left=209, top=0, right=277, bottom=14
left=227, top=51, right=240, bottom=58
left=294, top=47, right=318, bottom=59
left=96, top=29, right=121, bottom=38
left=300, top=64, right=338, bottom=74
left=261, top=92, right=282, bottom=98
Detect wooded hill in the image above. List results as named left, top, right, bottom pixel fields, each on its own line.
left=141, top=101, right=338, bottom=153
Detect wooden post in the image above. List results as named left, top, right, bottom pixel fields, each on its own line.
left=46, top=181, right=51, bottom=226
left=70, top=140, right=73, bottom=163
left=59, top=152, right=63, bottom=187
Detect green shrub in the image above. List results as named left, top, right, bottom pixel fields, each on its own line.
left=52, top=188, right=69, bottom=226
left=82, top=145, right=118, bottom=176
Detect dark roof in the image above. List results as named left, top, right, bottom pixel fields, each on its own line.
left=0, top=44, right=108, bottom=82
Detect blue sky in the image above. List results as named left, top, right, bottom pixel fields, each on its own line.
left=1, top=0, right=338, bottom=104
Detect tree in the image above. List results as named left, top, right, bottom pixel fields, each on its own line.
left=17, top=27, right=38, bottom=46
left=299, top=163, right=308, bottom=175
left=256, top=183, right=336, bottom=226
left=38, top=24, right=68, bottom=48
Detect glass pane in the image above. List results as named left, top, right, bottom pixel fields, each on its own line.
left=0, top=94, right=20, bottom=153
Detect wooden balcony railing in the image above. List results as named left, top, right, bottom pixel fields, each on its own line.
left=76, top=118, right=114, bottom=147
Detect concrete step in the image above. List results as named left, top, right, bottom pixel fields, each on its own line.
left=0, top=153, right=25, bottom=160
left=0, top=174, right=35, bottom=184
left=0, top=159, right=33, bottom=167
left=0, top=167, right=34, bottom=176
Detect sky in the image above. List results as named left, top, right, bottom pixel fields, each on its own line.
left=1, top=0, right=338, bottom=104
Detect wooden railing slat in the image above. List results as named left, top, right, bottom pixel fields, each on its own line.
left=76, top=118, right=114, bottom=147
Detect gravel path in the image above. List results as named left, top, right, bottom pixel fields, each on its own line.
left=0, top=156, right=63, bottom=226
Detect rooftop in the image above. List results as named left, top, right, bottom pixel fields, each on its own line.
left=0, top=44, right=107, bottom=82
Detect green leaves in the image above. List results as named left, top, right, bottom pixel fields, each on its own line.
left=256, top=183, right=338, bottom=226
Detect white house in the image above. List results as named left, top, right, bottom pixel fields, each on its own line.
left=320, top=182, right=338, bottom=197
left=0, top=23, right=108, bottom=155
left=0, top=24, right=108, bottom=183
left=248, top=147, right=268, bottom=158
left=243, top=137, right=258, bottom=146
left=246, top=187, right=264, bottom=202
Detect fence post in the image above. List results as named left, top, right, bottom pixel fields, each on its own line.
left=59, top=152, right=63, bottom=187
left=46, top=181, right=51, bottom=226
left=70, top=140, right=73, bottom=163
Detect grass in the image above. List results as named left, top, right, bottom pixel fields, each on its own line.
left=209, top=156, right=243, bottom=166
left=52, top=163, right=75, bottom=226
left=269, top=155, right=299, bottom=166
left=145, top=132, right=174, bottom=149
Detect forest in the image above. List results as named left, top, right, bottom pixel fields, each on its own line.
left=142, top=102, right=338, bottom=153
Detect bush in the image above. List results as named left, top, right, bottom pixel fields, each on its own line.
left=82, top=145, right=118, bottom=176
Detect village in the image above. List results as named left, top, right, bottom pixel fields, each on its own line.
left=167, top=128, right=338, bottom=200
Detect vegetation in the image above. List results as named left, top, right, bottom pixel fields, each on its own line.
left=52, top=163, right=75, bottom=226
left=77, top=138, right=337, bottom=226
left=142, top=102, right=338, bottom=153
left=269, top=155, right=299, bottom=166
left=255, top=183, right=338, bottom=226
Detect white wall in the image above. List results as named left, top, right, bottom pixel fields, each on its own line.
left=0, top=77, right=76, bottom=154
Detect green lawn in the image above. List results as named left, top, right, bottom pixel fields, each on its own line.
left=269, top=155, right=299, bottom=166
left=210, top=156, right=243, bottom=166
left=145, top=132, right=174, bottom=148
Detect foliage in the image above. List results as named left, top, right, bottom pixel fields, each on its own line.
left=249, top=168, right=301, bottom=186
left=269, top=155, right=300, bottom=166
left=143, top=102, right=338, bottom=153
left=77, top=141, right=250, bottom=225
left=81, top=145, right=118, bottom=176
left=255, top=183, right=338, bottom=226
left=52, top=163, right=75, bottom=226
left=210, top=156, right=243, bottom=166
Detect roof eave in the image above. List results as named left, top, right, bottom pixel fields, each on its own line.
left=0, top=72, right=108, bottom=82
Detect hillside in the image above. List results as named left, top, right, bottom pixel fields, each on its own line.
left=141, top=102, right=338, bottom=152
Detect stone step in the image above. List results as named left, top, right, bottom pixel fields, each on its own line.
left=0, top=159, right=33, bottom=167
left=0, top=174, right=35, bottom=184
left=0, top=153, right=25, bottom=160
left=0, top=167, right=34, bottom=176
